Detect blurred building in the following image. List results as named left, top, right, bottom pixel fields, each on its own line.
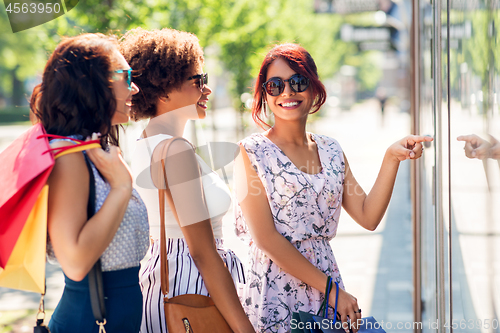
left=412, top=0, right=499, bottom=332
left=317, top=1, right=499, bottom=332
left=316, top=0, right=411, bottom=109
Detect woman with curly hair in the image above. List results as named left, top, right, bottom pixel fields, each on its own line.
left=233, top=43, right=433, bottom=333
left=31, top=33, right=149, bottom=332
left=120, top=28, right=255, bottom=333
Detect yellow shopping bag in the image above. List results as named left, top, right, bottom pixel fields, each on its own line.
left=0, top=126, right=100, bottom=294
left=0, top=185, right=49, bottom=293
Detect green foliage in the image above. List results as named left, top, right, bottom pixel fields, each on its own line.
left=0, top=0, right=371, bottom=113
left=464, top=11, right=490, bottom=80
left=357, top=51, right=383, bottom=92
left=0, top=9, right=50, bottom=98
left=216, top=0, right=349, bottom=106
left=0, top=106, right=30, bottom=123
left=460, top=9, right=499, bottom=112
left=343, top=49, right=382, bottom=93
left=495, top=11, right=500, bottom=74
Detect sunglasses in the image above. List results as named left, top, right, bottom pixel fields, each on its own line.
left=114, top=68, right=133, bottom=91
left=188, top=73, right=208, bottom=90
left=262, top=74, right=310, bottom=96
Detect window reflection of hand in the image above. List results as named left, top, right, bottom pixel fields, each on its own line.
left=457, top=134, right=492, bottom=159
left=489, top=135, right=500, bottom=160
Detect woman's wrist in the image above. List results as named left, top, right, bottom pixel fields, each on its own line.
left=109, top=184, right=133, bottom=198
left=384, top=147, right=402, bottom=164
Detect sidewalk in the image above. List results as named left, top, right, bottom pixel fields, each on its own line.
left=0, top=99, right=414, bottom=331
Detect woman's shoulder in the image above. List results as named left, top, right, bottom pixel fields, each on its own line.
left=311, top=133, right=343, bottom=151
left=47, top=146, right=89, bottom=203
left=136, top=133, right=173, bottom=150
left=155, top=136, right=194, bottom=157
left=238, top=132, right=266, bottom=150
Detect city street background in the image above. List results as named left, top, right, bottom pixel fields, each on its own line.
left=1, top=0, right=499, bottom=331
left=0, top=99, right=415, bottom=332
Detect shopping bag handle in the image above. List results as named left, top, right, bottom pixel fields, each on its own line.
left=317, top=276, right=339, bottom=321
left=37, top=134, right=101, bottom=158
left=332, top=280, right=339, bottom=321
left=317, top=276, right=330, bottom=317
left=52, top=142, right=101, bottom=158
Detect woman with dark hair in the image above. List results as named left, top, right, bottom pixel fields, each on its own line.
left=31, top=33, right=149, bottom=333
left=120, top=28, right=255, bottom=333
left=233, top=43, right=432, bottom=333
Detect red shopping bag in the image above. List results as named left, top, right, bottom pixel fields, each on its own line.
left=0, top=123, right=54, bottom=268
left=0, top=123, right=101, bottom=292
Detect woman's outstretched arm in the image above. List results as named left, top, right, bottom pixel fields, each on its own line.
left=342, top=135, right=433, bottom=231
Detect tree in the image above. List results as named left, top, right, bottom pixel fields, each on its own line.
left=215, top=0, right=348, bottom=134
left=0, top=9, right=52, bottom=108
left=1, top=0, right=352, bottom=127
left=462, top=9, right=499, bottom=116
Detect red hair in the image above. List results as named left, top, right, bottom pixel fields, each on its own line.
left=252, top=43, right=327, bottom=129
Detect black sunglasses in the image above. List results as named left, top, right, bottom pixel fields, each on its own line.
left=188, top=73, right=208, bottom=90
left=262, top=74, right=310, bottom=96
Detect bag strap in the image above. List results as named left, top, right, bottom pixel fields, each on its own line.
left=332, top=281, right=339, bottom=321
left=88, top=262, right=106, bottom=329
left=34, top=284, right=48, bottom=330
left=159, top=164, right=169, bottom=300
left=317, top=277, right=339, bottom=320
left=317, top=276, right=332, bottom=317
left=155, top=137, right=190, bottom=302
left=155, top=137, right=213, bottom=304
left=84, top=156, right=107, bottom=330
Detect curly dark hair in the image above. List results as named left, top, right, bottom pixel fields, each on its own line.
left=30, top=33, right=121, bottom=147
left=119, top=28, right=204, bottom=120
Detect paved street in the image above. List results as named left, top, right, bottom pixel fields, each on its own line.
left=0, top=100, right=415, bottom=331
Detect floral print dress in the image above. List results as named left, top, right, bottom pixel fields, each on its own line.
left=234, top=132, right=346, bottom=333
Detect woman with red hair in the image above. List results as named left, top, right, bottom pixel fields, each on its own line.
left=233, top=43, right=432, bottom=333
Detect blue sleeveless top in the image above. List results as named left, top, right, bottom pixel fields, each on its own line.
left=47, top=136, right=149, bottom=271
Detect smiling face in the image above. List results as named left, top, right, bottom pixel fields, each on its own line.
left=264, top=58, right=313, bottom=124
left=163, top=63, right=212, bottom=119
left=111, top=50, right=139, bottom=125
